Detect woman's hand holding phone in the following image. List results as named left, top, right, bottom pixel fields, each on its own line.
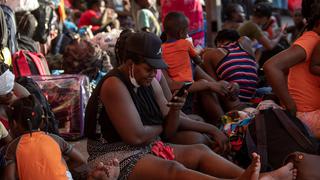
left=167, top=82, right=192, bottom=110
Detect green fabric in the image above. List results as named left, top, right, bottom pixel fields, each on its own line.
left=137, top=9, right=161, bottom=36
left=238, top=21, right=263, bottom=40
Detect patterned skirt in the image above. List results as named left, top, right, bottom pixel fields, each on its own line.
left=87, top=139, right=152, bottom=180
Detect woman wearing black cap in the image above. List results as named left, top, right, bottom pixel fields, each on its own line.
left=85, top=31, right=296, bottom=180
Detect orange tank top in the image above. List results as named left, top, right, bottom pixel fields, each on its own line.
left=16, top=132, right=68, bottom=180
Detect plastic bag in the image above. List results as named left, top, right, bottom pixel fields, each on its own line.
left=2, top=0, right=39, bottom=12
left=29, top=75, right=91, bottom=140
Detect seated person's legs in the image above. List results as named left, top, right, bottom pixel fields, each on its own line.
left=129, top=143, right=296, bottom=180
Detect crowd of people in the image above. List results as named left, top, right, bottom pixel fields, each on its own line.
left=0, top=0, right=319, bottom=179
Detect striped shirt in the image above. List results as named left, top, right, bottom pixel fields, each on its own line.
left=216, top=42, right=258, bottom=102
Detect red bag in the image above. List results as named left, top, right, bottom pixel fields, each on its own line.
left=12, top=50, right=50, bottom=77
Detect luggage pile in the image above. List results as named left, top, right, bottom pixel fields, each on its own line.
left=0, top=2, right=121, bottom=140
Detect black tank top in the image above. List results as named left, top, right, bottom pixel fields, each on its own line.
left=85, top=68, right=164, bottom=142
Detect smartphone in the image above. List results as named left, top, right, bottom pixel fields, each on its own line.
left=173, top=82, right=193, bottom=98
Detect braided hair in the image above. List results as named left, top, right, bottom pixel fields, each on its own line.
left=114, top=29, right=146, bottom=66
left=6, top=95, right=47, bottom=136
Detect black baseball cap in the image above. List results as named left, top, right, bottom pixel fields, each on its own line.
left=126, top=32, right=168, bottom=69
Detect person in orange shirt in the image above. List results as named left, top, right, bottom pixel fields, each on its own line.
left=3, top=95, right=119, bottom=180
left=264, top=0, right=320, bottom=138
left=310, top=42, right=320, bottom=76
left=161, top=12, right=240, bottom=123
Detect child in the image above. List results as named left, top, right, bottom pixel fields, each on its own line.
left=4, top=95, right=86, bottom=180
left=162, top=12, right=241, bottom=122
left=134, top=0, right=161, bottom=36
left=161, top=12, right=202, bottom=83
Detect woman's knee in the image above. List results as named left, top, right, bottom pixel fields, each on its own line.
left=129, top=155, right=187, bottom=180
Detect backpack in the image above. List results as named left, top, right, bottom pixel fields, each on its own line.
left=3, top=0, right=40, bottom=12
left=12, top=50, right=51, bottom=77
left=17, top=35, right=40, bottom=52
left=246, top=108, right=319, bottom=172
left=0, top=5, right=18, bottom=54
left=15, top=11, right=40, bottom=52
left=15, top=77, right=59, bottom=135
left=32, top=2, right=54, bottom=43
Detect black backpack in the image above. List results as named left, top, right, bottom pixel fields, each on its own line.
left=15, top=77, right=59, bottom=135
left=32, top=2, right=54, bottom=43
left=246, top=108, right=319, bottom=172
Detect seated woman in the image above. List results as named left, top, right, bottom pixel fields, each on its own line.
left=202, top=30, right=258, bottom=103
left=114, top=30, right=229, bottom=153
left=263, top=1, right=320, bottom=138
left=85, top=31, right=296, bottom=180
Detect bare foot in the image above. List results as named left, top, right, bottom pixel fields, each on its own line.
left=260, top=162, right=297, bottom=180
left=105, top=159, right=120, bottom=180
left=238, top=153, right=261, bottom=180
left=88, top=159, right=120, bottom=180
